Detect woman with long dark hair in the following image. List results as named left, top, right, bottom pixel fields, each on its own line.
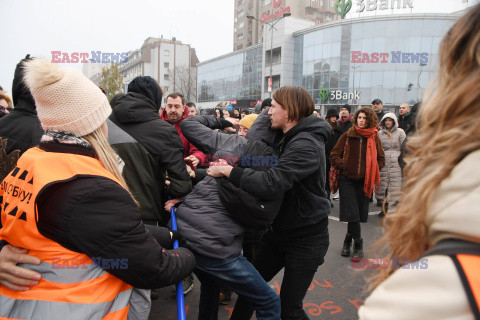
left=330, top=107, right=385, bottom=260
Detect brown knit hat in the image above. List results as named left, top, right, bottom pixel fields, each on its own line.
left=239, top=113, right=259, bottom=130
left=24, top=58, right=111, bottom=136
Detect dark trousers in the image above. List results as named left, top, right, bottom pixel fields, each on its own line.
left=339, top=175, right=370, bottom=223
left=231, top=221, right=329, bottom=320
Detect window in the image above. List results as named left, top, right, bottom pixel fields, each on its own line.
left=238, top=32, right=244, bottom=39
left=164, top=50, right=170, bottom=57
left=164, top=62, right=169, bottom=68
left=164, top=86, right=169, bottom=92
left=164, top=74, right=169, bottom=80
left=237, top=10, right=245, bottom=18
left=238, top=21, right=245, bottom=29
left=263, top=0, right=271, bottom=5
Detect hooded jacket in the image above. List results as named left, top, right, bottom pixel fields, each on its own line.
left=377, top=113, right=406, bottom=202
left=160, top=106, right=207, bottom=167
left=176, top=111, right=278, bottom=259
left=359, top=150, right=480, bottom=320
left=108, top=76, right=191, bottom=225
left=229, top=114, right=332, bottom=233
left=0, top=56, right=43, bottom=155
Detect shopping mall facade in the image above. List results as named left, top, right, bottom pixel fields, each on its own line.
left=197, top=10, right=461, bottom=113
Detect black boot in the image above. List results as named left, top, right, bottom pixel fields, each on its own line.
left=341, top=233, right=353, bottom=257
left=351, top=238, right=364, bottom=261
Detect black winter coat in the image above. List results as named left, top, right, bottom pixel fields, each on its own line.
left=19, top=142, right=195, bottom=289
left=398, top=112, right=415, bottom=136
left=229, top=115, right=332, bottom=234
left=109, top=77, right=191, bottom=225
left=0, top=58, right=43, bottom=155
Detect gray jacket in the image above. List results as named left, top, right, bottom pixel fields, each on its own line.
left=176, top=111, right=277, bottom=259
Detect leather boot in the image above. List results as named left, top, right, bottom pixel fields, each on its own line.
left=351, top=238, right=364, bottom=261
left=341, top=233, right=353, bottom=257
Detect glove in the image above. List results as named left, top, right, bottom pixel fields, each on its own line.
left=170, top=230, right=187, bottom=248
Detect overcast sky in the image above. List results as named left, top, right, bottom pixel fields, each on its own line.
left=1, top=0, right=478, bottom=96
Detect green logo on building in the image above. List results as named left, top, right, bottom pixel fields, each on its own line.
left=319, top=89, right=329, bottom=103
left=335, top=0, right=352, bottom=19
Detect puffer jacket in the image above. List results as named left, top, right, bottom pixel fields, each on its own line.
left=359, top=150, right=480, bottom=320
left=177, top=111, right=279, bottom=259
left=330, top=127, right=385, bottom=180
left=377, top=113, right=406, bottom=204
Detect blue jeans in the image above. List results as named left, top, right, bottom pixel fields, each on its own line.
left=194, top=253, right=280, bottom=320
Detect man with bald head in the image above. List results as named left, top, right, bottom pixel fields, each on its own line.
left=398, top=103, right=415, bottom=135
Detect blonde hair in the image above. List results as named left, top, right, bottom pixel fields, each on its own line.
left=368, top=5, right=480, bottom=289
left=83, top=127, right=131, bottom=194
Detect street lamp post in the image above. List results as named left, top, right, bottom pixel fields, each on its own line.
left=247, top=12, right=291, bottom=98
left=351, top=65, right=360, bottom=104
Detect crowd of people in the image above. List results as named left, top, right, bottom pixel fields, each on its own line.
left=0, top=4, right=479, bottom=320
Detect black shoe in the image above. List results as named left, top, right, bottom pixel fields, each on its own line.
left=330, top=201, right=334, bottom=208
left=378, top=210, right=385, bottom=218
left=376, top=200, right=382, bottom=207
left=341, top=233, right=353, bottom=257
left=351, top=238, right=364, bottom=262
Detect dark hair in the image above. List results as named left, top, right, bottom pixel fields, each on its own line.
left=241, top=109, right=249, bottom=114
left=0, top=85, right=3, bottom=91
left=353, top=107, right=378, bottom=128
left=166, top=92, right=185, bottom=105
left=272, top=86, right=314, bottom=122
left=261, top=98, right=272, bottom=110
left=214, top=107, right=224, bottom=118
left=205, top=108, right=217, bottom=116
left=186, top=102, right=196, bottom=109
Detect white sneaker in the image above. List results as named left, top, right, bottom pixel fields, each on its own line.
left=333, top=194, right=340, bottom=200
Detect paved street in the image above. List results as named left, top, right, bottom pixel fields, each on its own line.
left=149, top=200, right=385, bottom=320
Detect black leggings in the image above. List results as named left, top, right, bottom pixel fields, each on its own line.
left=347, top=222, right=361, bottom=240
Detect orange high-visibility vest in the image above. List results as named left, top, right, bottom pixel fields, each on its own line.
left=424, top=239, right=480, bottom=319
left=0, top=147, right=133, bottom=320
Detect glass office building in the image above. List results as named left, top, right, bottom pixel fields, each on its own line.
left=197, top=12, right=461, bottom=109
left=197, top=45, right=263, bottom=105
left=293, top=14, right=456, bottom=106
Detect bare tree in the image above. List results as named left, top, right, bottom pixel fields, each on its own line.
left=169, top=66, right=197, bottom=102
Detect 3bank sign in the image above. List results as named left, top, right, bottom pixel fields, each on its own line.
left=319, top=89, right=360, bottom=103
left=335, top=0, right=414, bottom=19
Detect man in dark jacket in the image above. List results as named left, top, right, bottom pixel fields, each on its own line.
left=398, top=103, right=415, bottom=135
left=0, top=55, right=43, bottom=155
left=372, top=98, right=386, bottom=124
left=207, top=86, right=331, bottom=320
left=108, top=76, right=192, bottom=227
left=159, top=92, right=207, bottom=168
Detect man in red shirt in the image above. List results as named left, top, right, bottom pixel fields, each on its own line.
left=160, top=93, right=207, bottom=168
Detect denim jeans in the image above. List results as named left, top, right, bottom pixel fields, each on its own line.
left=194, top=253, right=280, bottom=320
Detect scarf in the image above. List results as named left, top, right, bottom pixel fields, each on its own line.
left=355, top=126, right=380, bottom=197
left=41, top=130, right=125, bottom=173
left=41, top=129, right=92, bottom=149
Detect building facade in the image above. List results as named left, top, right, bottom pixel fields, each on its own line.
left=234, top=0, right=338, bottom=51
left=118, top=37, right=199, bottom=102
left=200, top=11, right=461, bottom=112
